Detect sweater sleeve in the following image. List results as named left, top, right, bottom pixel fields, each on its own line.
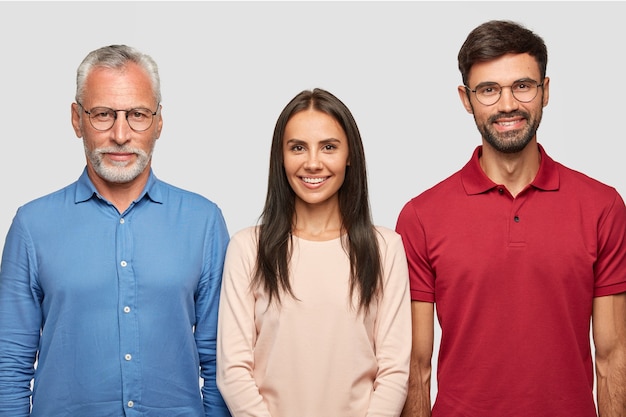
left=216, top=228, right=272, bottom=417
left=366, top=228, right=412, bottom=417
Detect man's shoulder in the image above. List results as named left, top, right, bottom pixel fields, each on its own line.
left=405, top=169, right=465, bottom=208
left=154, top=179, right=221, bottom=210
left=17, top=182, right=78, bottom=214
left=555, top=160, right=620, bottom=199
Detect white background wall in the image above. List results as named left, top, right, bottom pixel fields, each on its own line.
left=1, top=1, right=624, bottom=405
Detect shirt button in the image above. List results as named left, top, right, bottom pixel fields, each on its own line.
left=120, top=218, right=125, bottom=224
left=123, top=306, right=131, bottom=313
left=120, top=261, right=127, bottom=267
left=498, top=188, right=504, bottom=195
left=514, top=216, right=520, bottom=222
left=125, top=354, right=132, bottom=361
left=127, top=400, right=134, bottom=408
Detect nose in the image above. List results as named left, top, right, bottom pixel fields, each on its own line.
left=110, top=111, right=132, bottom=145
left=497, top=86, right=519, bottom=112
left=304, top=151, right=322, bottom=170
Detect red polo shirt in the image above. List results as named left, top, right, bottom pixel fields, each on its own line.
left=396, top=144, right=626, bottom=417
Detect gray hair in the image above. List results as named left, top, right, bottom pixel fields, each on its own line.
left=75, top=44, right=161, bottom=105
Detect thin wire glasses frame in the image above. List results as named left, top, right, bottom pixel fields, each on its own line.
left=76, top=102, right=159, bottom=132
left=464, top=79, right=544, bottom=106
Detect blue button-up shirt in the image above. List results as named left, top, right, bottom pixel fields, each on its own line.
left=0, top=169, right=231, bottom=417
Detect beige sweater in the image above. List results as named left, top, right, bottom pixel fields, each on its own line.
left=217, top=226, right=411, bottom=417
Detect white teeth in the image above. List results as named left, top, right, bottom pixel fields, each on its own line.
left=498, top=121, right=517, bottom=126
left=302, top=177, right=325, bottom=184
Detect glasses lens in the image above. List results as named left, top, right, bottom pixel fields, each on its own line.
left=89, top=107, right=116, bottom=131
left=472, top=81, right=540, bottom=105
left=474, top=84, right=500, bottom=106
left=127, top=109, right=154, bottom=132
left=86, top=107, right=155, bottom=131
left=511, top=81, right=539, bottom=103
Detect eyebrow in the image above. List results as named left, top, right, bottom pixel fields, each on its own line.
left=285, top=138, right=343, bottom=145
left=474, top=77, right=539, bottom=88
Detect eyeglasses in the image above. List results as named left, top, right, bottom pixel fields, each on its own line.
left=465, top=80, right=543, bottom=106
left=77, top=102, right=158, bottom=132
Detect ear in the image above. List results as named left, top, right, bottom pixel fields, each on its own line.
left=155, top=104, right=163, bottom=139
left=541, top=76, right=550, bottom=108
left=71, top=103, right=83, bottom=138
left=458, top=85, right=473, bottom=114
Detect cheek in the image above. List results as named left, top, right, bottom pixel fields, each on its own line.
left=81, top=134, right=97, bottom=151
left=471, top=108, right=492, bottom=125
left=282, top=154, right=299, bottom=174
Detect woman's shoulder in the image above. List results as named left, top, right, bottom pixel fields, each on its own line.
left=373, top=225, right=403, bottom=247
left=231, top=225, right=259, bottom=239
left=228, top=226, right=260, bottom=251
left=373, top=225, right=400, bottom=239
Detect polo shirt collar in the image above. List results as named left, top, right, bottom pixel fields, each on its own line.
left=75, top=167, right=164, bottom=204
left=461, top=143, right=560, bottom=195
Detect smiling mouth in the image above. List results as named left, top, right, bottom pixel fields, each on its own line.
left=496, top=120, right=521, bottom=126
left=302, top=177, right=327, bottom=184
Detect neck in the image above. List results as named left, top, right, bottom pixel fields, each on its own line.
left=479, top=140, right=541, bottom=197
left=292, top=198, right=343, bottom=241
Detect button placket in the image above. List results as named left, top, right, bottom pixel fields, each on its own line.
left=116, top=213, right=140, bottom=410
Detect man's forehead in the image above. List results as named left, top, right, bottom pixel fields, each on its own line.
left=468, top=53, right=541, bottom=85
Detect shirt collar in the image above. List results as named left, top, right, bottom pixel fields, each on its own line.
left=74, top=167, right=164, bottom=204
left=461, top=143, right=560, bottom=195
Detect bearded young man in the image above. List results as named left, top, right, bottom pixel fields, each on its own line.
left=396, top=20, right=626, bottom=417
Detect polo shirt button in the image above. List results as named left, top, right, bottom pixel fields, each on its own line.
left=123, top=306, right=131, bottom=313
left=514, top=216, right=520, bottom=222
left=125, top=354, right=132, bottom=361
left=127, top=400, right=134, bottom=408
left=120, top=261, right=127, bottom=267
left=498, top=188, right=504, bottom=194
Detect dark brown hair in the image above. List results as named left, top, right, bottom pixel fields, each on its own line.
left=458, top=20, right=548, bottom=86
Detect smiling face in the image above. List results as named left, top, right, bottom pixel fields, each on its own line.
left=458, top=53, right=550, bottom=154
left=282, top=108, right=350, bottom=210
left=71, top=62, right=163, bottom=190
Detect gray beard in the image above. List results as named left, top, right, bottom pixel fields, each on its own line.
left=84, top=143, right=152, bottom=183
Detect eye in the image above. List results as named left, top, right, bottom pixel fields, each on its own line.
left=91, top=108, right=115, bottom=120
left=477, top=85, right=500, bottom=96
left=290, top=144, right=305, bottom=152
left=513, top=82, right=532, bottom=92
left=128, top=109, right=151, bottom=120
left=323, top=144, right=337, bottom=151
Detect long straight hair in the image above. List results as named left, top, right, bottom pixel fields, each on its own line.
left=254, top=88, right=382, bottom=311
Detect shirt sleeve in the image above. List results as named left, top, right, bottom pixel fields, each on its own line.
left=595, top=190, right=626, bottom=296
left=0, top=211, right=41, bottom=417
left=395, top=200, right=436, bottom=303
left=216, top=228, right=273, bottom=417
left=366, top=229, right=412, bottom=417
left=196, top=207, right=232, bottom=417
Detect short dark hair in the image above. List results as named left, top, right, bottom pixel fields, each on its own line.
left=458, top=20, right=548, bottom=86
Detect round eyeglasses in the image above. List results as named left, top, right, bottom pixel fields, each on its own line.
left=77, top=102, right=158, bottom=132
left=465, top=80, right=544, bottom=106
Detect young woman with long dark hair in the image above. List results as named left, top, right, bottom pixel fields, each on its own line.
left=217, top=88, right=411, bottom=417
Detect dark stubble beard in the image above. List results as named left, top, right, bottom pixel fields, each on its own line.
left=475, top=108, right=543, bottom=154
